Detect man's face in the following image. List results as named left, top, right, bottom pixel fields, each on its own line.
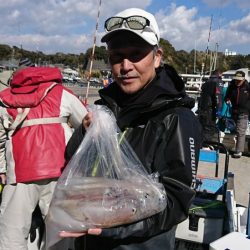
left=107, top=32, right=162, bottom=94
left=235, top=79, right=244, bottom=87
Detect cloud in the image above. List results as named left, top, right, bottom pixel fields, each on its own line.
left=0, top=0, right=249, bottom=54
left=202, top=0, right=250, bottom=9
left=0, top=0, right=152, bottom=53
left=201, top=0, right=230, bottom=8
left=229, top=13, right=250, bottom=33
left=0, top=33, right=92, bottom=54
left=156, top=4, right=212, bottom=52
left=155, top=3, right=250, bottom=54
left=215, top=13, right=250, bottom=50
left=0, top=0, right=26, bottom=8
left=206, top=11, right=250, bottom=53
left=232, top=0, right=250, bottom=9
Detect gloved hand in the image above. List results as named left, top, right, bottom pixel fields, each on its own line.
left=29, top=206, right=45, bottom=244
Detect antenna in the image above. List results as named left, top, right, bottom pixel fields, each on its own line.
left=203, top=15, right=213, bottom=76
left=18, top=24, right=22, bottom=50
left=84, top=0, right=102, bottom=105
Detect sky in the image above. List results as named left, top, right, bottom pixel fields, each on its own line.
left=1, top=0, right=250, bottom=55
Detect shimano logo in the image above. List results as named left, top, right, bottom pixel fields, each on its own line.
left=189, top=137, right=197, bottom=184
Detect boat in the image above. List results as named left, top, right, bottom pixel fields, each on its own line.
left=182, top=68, right=250, bottom=92
left=180, top=73, right=208, bottom=93
left=222, top=68, right=250, bottom=83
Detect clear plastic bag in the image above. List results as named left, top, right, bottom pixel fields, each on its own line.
left=46, top=105, right=167, bottom=248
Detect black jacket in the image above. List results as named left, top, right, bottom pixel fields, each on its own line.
left=198, top=76, right=224, bottom=142
left=199, top=76, right=224, bottom=119
left=65, top=64, right=202, bottom=250
left=224, top=79, right=250, bottom=115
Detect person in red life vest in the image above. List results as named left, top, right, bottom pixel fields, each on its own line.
left=224, top=70, right=250, bottom=158
left=0, top=62, right=87, bottom=249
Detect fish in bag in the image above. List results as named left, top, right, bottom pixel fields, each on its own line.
left=45, top=105, right=167, bottom=248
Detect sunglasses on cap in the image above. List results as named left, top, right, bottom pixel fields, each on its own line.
left=104, top=15, right=150, bottom=31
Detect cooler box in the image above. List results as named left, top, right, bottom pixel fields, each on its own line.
left=175, top=197, right=226, bottom=244
left=209, top=232, right=250, bottom=250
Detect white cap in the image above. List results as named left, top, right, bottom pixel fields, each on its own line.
left=101, top=8, right=160, bottom=46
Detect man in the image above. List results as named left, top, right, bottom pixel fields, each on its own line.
left=198, top=69, right=224, bottom=142
left=224, top=70, right=250, bottom=158
left=0, top=65, right=87, bottom=249
left=61, top=8, right=202, bottom=250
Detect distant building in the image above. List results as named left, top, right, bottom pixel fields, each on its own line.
left=53, top=63, right=64, bottom=70
left=86, top=59, right=110, bottom=71
left=0, top=59, right=19, bottom=70
left=225, top=49, right=237, bottom=56
left=0, top=65, right=5, bottom=72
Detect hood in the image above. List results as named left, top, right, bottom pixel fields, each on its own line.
left=231, top=79, right=249, bottom=88
left=0, top=67, right=62, bottom=108
left=97, top=64, right=195, bottom=128
left=99, top=64, right=192, bottom=109
left=10, top=67, right=62, bottom=94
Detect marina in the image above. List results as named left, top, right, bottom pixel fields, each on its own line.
left=1, top=0, right=249, bottom=248
left=65, top=82, right=250, bottom=208
left=1, top=68, right=250, bottom=249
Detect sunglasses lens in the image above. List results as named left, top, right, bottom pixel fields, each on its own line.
left=105, top=17, right=124, bottom=31
left=126, top=16, right=148, bottom=30
left=105, top=16, right=149, bottom=31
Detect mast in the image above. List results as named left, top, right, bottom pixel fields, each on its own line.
left=203, top=15, right=213, bottom=76
left=84, top=0, right=102, bottom=105
left=210, top=42, right=219, bottom=73
left=194, top=40, right=197, bottom=74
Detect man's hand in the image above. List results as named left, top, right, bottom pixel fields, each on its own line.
left=82, top=112, right=93, bottom=129
left=59, top=228, right=102, bottom=238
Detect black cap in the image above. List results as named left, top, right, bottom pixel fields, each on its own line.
left=18, top=58, right=34, bottom=68
left=233, top=71, right=245, bottom=81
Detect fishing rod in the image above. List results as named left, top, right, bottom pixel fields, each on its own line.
left=202, top=14, right=213, bottom=77
left=0, top=79, right=9, bottom=87
left=210, top=11, right=222, bottom=72
left=84, top=0, right=102, bottom=106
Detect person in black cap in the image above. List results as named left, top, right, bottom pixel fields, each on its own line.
left=198, top=69, right=224, bottom=142
left=18, top=58, right=35, bottom=69
left=7, top=58, right=35, bottom=85
left=225, top=70, right=250, bottom=158
left=60, top=7, right=202, bottom=250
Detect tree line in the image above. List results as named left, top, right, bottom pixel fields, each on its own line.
left=0, top=38, right=249, bottom=74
